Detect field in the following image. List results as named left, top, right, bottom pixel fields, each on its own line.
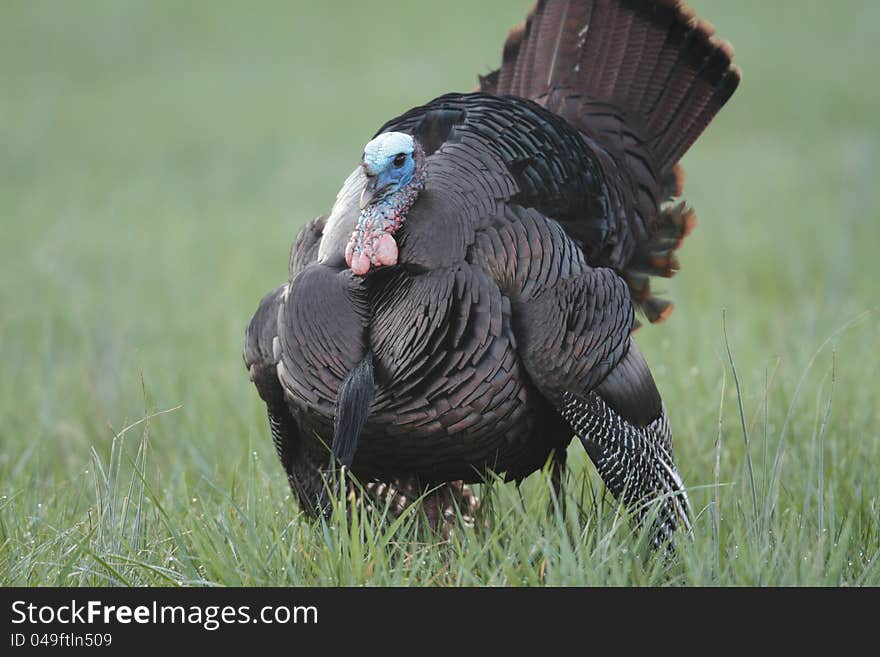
left=1, top=0, right=878, bottom=586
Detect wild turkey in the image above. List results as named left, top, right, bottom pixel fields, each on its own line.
left=244, top=0, right=740, bottom=546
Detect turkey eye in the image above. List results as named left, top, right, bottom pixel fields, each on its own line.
left=393, top=153, right=407, bottom=167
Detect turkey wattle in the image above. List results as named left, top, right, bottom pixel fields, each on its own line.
left=244, top=0, right=740, bottom=546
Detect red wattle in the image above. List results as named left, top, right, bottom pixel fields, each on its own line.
left=374, top=233, right=399, bottom=266
left=350, top=251, right=371, bottom=276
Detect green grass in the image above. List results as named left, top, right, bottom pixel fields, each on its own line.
left=1, top=0, right=878, bottom=586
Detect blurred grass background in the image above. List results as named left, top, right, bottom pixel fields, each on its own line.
left=1, top=0, right=878, bottom=585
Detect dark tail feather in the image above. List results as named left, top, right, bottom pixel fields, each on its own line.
left=331, top=352, right=374, bottom=467
left=624, top=197, right=696, bottom=325
left=484, top=0, right=740, bottom=173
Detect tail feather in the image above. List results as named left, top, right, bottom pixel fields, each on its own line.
left=662, top=63, right=740, bottom=169
left=622, top=1, right=681, bottom=111
left=639, top=6, right=700, bottom=132
left=660, top=162, right=686, bottom=199
left=510, top=6, right=540, bottom=96
left=488, top=0, right=739, bottom=172
left=595, top=2, right=635, bottom=99
left=493, top=20, right=526, bottom=93
left=624, top=198, right=695, bottom=325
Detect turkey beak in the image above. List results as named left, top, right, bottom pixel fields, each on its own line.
left=359, top=176, right=378, bottom=210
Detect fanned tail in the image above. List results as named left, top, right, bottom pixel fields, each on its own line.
left=484, top=0, right=740, bottom=169
left=481, top=0, right=740, bottom=324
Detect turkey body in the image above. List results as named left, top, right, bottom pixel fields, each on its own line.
left=283, top=257, right=568, bottom=484
left=278, top=93, right=620, bottom=484
left=245, top=0, right=741, bottom=544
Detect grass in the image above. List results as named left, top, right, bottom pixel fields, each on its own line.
left=1, top=0, right=878, bottom=586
